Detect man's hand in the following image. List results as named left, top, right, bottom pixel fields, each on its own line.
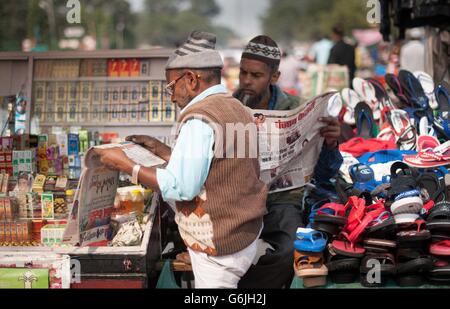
left=319, top=117, right=341, bottom=149
left=126, top=135, right=171, bottom=161
left=94, top=148, right=135, bottom=174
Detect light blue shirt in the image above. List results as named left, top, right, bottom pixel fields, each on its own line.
left=309, top=39, right=333, bottom=65
left=156, top=84, right=228, bottom=202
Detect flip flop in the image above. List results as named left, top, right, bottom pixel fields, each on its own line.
left=433, top=84, right=450, bottom=139
left=398, top=70, right=431, bottom=113
left=353, top=77, right=381, bottom=120
left=355, top=101, right=376, bottom=139
left=294, top=228, right=329, bottom=253
left=413, top=71, right=439, bottom=110
left=341, top=88, right=360, bottom=125
left=416, top=135, right=440, bottom=152
left=390, top=196, right=423, bottom=215
left=430, top=240, right=450, bottom=256
left=330, top=238, right=366, bottom=258
left=404, top=140, right=450, bottom=168
left=386, top=109, right=416, bottom=150
left=394, top=213, right=420, bottom=224
left=385, top=73, right=410, bottom=107
left=327, top=92, right=343, bottom=118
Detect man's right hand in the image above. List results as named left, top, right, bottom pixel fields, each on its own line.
left=126, top=135, right=172, bottom=162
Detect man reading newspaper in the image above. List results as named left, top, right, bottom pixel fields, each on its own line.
left=233, top=35, right=343, bottom=288
left=95, top=31, right=267, bottom=289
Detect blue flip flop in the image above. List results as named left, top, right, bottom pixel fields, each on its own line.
left=294, top=228, right=328, bottom=253
left=433, top=84, right=450, bottom=139
left=349, top=163, right=380, bottom=192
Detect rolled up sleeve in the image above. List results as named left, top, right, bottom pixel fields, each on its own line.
left=156, top=119, right=214, bottom=201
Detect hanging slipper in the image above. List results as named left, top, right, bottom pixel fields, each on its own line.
left=386, top=109, right=417, bottom=150
left=385, top=73, right=410, bottom=107
left=341, top=88, right=360, bottom=125
left=413, top=71, right=439, bottom=110
left=398, top=70, right=432, bottom=115
left=355, top=101, right=376, bottom=139
left=327, top=92, right=343, bottom=118
left=433, top=83, right=450, bottom=140
left=353, top=77, right=381, bottom=120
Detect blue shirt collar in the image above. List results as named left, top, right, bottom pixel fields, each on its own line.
left=180, top=84, right=228, bottom=115
left=268, top=85, right=278, bottom=110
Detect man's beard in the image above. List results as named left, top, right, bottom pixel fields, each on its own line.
left=233, top=88, right=265, bottom=109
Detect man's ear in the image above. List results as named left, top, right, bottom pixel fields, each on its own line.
left=185, top=71, right=200, bottom=92
left=270, top=70, right=281, bottom=85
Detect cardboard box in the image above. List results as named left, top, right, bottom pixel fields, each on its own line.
left=46, top=82, right=55, bottom=102
left=32, top=174, right=46, bottom=193
left=55, top=101, right=66, bottom=123
left=149, top=81, right=161, bottom=101
left=150, top=101, right=162, bottom=122
left=111, top=87, right=120, bottom=104
left=110, top=104, right=120, bottom=123
left=55, top=176, right=68, bottom=191
left=119, top=103, right=128, bottom=122
left=67, top=82, right=79, bottom=101
left=55, top=82, right=67, bottom=101
left=107, top=59, right=120, bottom=77
left=129, top=103, right=139, bottom=122
left=1, top=137, right=13, bottom=150
left=140, top=60, right=150, bottom=76
left=102, top=86, right=111, bottom=104
left=101, top=102, right=110, bottom=122
left=0, top=222, right=4, bottom=242
left=90, top=104, right=101, bottom=123
left=79, top=102, right=90, bottom=123
left=161, top=81, right=172, bottom=101
left=138, top=101, right=149, bottom=122
left=44, top=175, right=58, bottom=192
left=34, top=82, right=46, bottom=102
left=129, top=59, right=140, bottom=76
left=120, top=86, right=130, bottom=104
left=68, top=134, right=79, bottom=156
left=92, top=83, right=103, bottom=104
left=92, top=59, right=107, bottom=77
left=34, top=102, right=45, bottom=123
left=67, top=101, right=78, bottom=122
left=140, top=82, right=149, bottom=101
left=130, top=85, right=139, bottom=104
left=41, top=224, right=66, bottom=247
left=119, top=59, right=130, bottom=77
left=41, top=193, right=54, bottom=220
left=44, top=103, right=55, bottom=123
left=79, top=82, right=92, bottom=103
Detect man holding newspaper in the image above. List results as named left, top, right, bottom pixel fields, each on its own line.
left=233, top=35, right=343, bottom=288
left=94, top=31, right=267, bottom=288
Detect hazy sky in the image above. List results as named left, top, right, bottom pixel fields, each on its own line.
left=128, top=0, right=270, bottom=39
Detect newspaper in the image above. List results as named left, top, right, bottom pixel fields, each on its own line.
left=253, top=92, right=334, bottom=193
left=63, top=142, right=165, bottom=246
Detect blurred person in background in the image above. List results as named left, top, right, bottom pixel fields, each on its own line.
left=278, top=51, right=301, bottom=96
left=308, top=31, right=333, bottom=65
left=328, top=25, right=356, bottom=85
left=400, top=28, right=425, bottom=73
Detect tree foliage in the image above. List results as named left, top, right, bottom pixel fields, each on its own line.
left=262, top=0, right=370, bottom=45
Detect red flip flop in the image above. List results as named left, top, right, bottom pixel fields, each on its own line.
left=331, top=232, right=366, bottom=258
left=430, top=240, right=450, bottom=256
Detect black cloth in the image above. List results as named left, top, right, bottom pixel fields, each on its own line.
left=238, top=203, right=304, bottom=289
left=328, top=40, right=356, bottom=85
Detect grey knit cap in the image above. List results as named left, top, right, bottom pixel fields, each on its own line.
left=165, top=30, right=224, bottom=70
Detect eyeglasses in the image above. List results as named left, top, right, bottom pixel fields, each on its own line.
left=164, top=72, right=188, bottom=96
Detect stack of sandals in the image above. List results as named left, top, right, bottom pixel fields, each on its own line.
left=295, top=158, right=450, bottom=287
